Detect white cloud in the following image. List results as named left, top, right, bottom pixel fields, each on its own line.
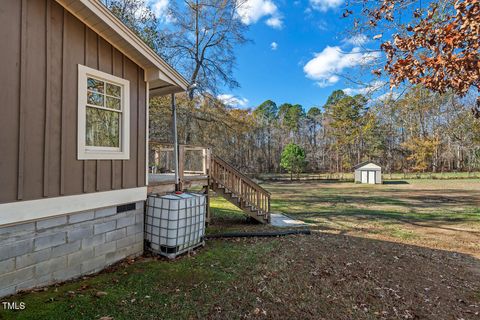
left=133, top=4, right=151, bottom=20
left=317, top=20, right=329, bottom=31
left=237, top=0, right=283, bottom=29
left=266, top=16, right=283, bottom=29
left=150, top=0, right=172, bottom=22
left=270, top=42, right=278, bottom=50
left=343, top=87, right=367, bottom=96
left=310, top=0, right=344, bottom=12
left=343, top=80, right=386, bottom=96
left=217, top=94, right=249, bottom=108
left=303, top=46, right=381, bottom=87
left=376, top=91, right=400, bottom=102
left=343, top=34, right=368, bottom=46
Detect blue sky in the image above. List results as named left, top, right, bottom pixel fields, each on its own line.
left=217, top=0, right=385, bottom=111
left=228, top=0, right=348, bottom=109
left=150, top=0, right=385, bottom=111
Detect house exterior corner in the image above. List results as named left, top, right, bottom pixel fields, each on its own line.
left=0, top=0, right=188, bottom=298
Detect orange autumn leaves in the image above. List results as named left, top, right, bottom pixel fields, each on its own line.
left=367, top=0, right=480, bottom=116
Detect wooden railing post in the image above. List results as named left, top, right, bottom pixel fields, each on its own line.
left=204, top=148, right=211, bottom=175
left=204, top=148, right=208, bottom=175
left=257, top=190, right=260, bottom=212
left=209, top=155, right=271, bottom=223
left=153, top=149, right=159, bottom=174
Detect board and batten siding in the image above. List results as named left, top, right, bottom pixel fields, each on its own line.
left=0, top=0, right=147, bottom=204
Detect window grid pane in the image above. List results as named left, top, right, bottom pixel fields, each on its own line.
left=106, top=83, right=121, bottom=97
left=106, top=96, right=121, bottom=110
left=85, top=76, right=123, bottom=149
left=87, top=91, right=104, bottom=106
left=87, top=77, right=104, bottom=93
left=86, top=107, right=120, bottom=148
left=86, top=78, right=122, bottom=112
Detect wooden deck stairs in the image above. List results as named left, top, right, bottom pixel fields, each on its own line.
left=210, top=155, right=271, bottom=224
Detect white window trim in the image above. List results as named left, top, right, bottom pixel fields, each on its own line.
left=77, top=64, right=130, bottom=160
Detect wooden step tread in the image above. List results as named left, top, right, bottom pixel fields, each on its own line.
left=210, top=160, right=270, bottom=224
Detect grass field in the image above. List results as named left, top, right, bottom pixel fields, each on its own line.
left=1, top=179, right=479, bottom=319
left=268, top=179, right=480, bottom=257
left=258, top=171, right=480, bottom=181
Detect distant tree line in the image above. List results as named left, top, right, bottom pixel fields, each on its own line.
left=150, top=87, right=480, bottom=175
left=104, top=1, right=480, bottom=174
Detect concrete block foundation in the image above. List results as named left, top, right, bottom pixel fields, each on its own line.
left=0, top=201, right=144, bottom=297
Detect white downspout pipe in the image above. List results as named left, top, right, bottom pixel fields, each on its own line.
left=171, top=93, right=180, bottom=191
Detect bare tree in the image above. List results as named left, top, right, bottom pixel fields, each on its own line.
left=166, top=0, right=248, bottom=97
left=103, top=0, right=168, bottom=55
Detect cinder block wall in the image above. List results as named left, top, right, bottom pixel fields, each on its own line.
left=0, top=202, right=144, bottom=297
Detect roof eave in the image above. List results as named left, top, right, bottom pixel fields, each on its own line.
left=354, top=161, right=380, bottom=169
left=56, top=0, right=189, bottom=93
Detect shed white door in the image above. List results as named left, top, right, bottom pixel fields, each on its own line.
left=361, top=171, right=368, bottom=183
left=368, top=171, right=376, bottom=184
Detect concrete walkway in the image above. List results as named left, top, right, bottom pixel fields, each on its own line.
left=270, top=213, right=307, bottom=228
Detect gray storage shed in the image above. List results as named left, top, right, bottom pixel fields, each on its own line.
left=354, top=161, right=382, bottom=184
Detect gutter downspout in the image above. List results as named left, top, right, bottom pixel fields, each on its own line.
left=171, top=93, right=180, bottom=191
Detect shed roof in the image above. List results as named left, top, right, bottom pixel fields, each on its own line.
left=57, top=0, right=189, bottom=96
left=353, top=161, right=381, bottom=170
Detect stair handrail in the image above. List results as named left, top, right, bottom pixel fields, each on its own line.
left=210, top=155, right=271, bottom=222
left=211, top=155, right=271, bottom=196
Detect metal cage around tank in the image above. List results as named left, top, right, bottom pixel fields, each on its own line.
left=144, top=193, right=206, bottom=259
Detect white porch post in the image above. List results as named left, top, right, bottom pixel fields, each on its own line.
left=153, top=150, right=159, bottom=174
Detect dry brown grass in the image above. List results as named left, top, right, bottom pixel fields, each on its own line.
left=2, top=180, right=479, bottom=319
left=267, top=179, right=480, bottom=258
left=206, top=179, right=480, bottom=319
left=207, top=233, right=480, bottom=319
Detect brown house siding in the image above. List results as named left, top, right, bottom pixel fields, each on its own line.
left=0, top=0, right=147, bottom=204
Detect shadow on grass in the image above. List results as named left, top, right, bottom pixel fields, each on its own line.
left=274, top=194, right=409, bottom=206
left=384, top=180, right=410, bottom=184
left=2, top=229, right=478, bottom=320
left=210, top=206, right=249, bottom=223
left=268, top=186, right=480, bottom=212
left=207, top=197, right=276, bottom=235
left=289, top=207, right=480, bottom=235
left=261, top=179, right=354, bottom=184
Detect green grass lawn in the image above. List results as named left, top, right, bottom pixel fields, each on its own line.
left=0, top=196, right=264, bottom=320
left=269, top=179, right=480, bottom=220
left=266, top=179, right=480, bottom=257
left=258, top=171, right=480, bottom=181
left=1, top=179, right=479, bottom=319
left=0, top=239, right=277, bottom=320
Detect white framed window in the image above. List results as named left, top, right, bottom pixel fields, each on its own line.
left=77, top=64, right=130, bottom=160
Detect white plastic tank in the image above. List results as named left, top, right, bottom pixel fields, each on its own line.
left=145, top=192, right=206, bottom=258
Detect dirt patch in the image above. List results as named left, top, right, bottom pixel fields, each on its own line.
left=209, top=233, right=480, bottom=320
left=203, top=179, right=480, bottom=319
